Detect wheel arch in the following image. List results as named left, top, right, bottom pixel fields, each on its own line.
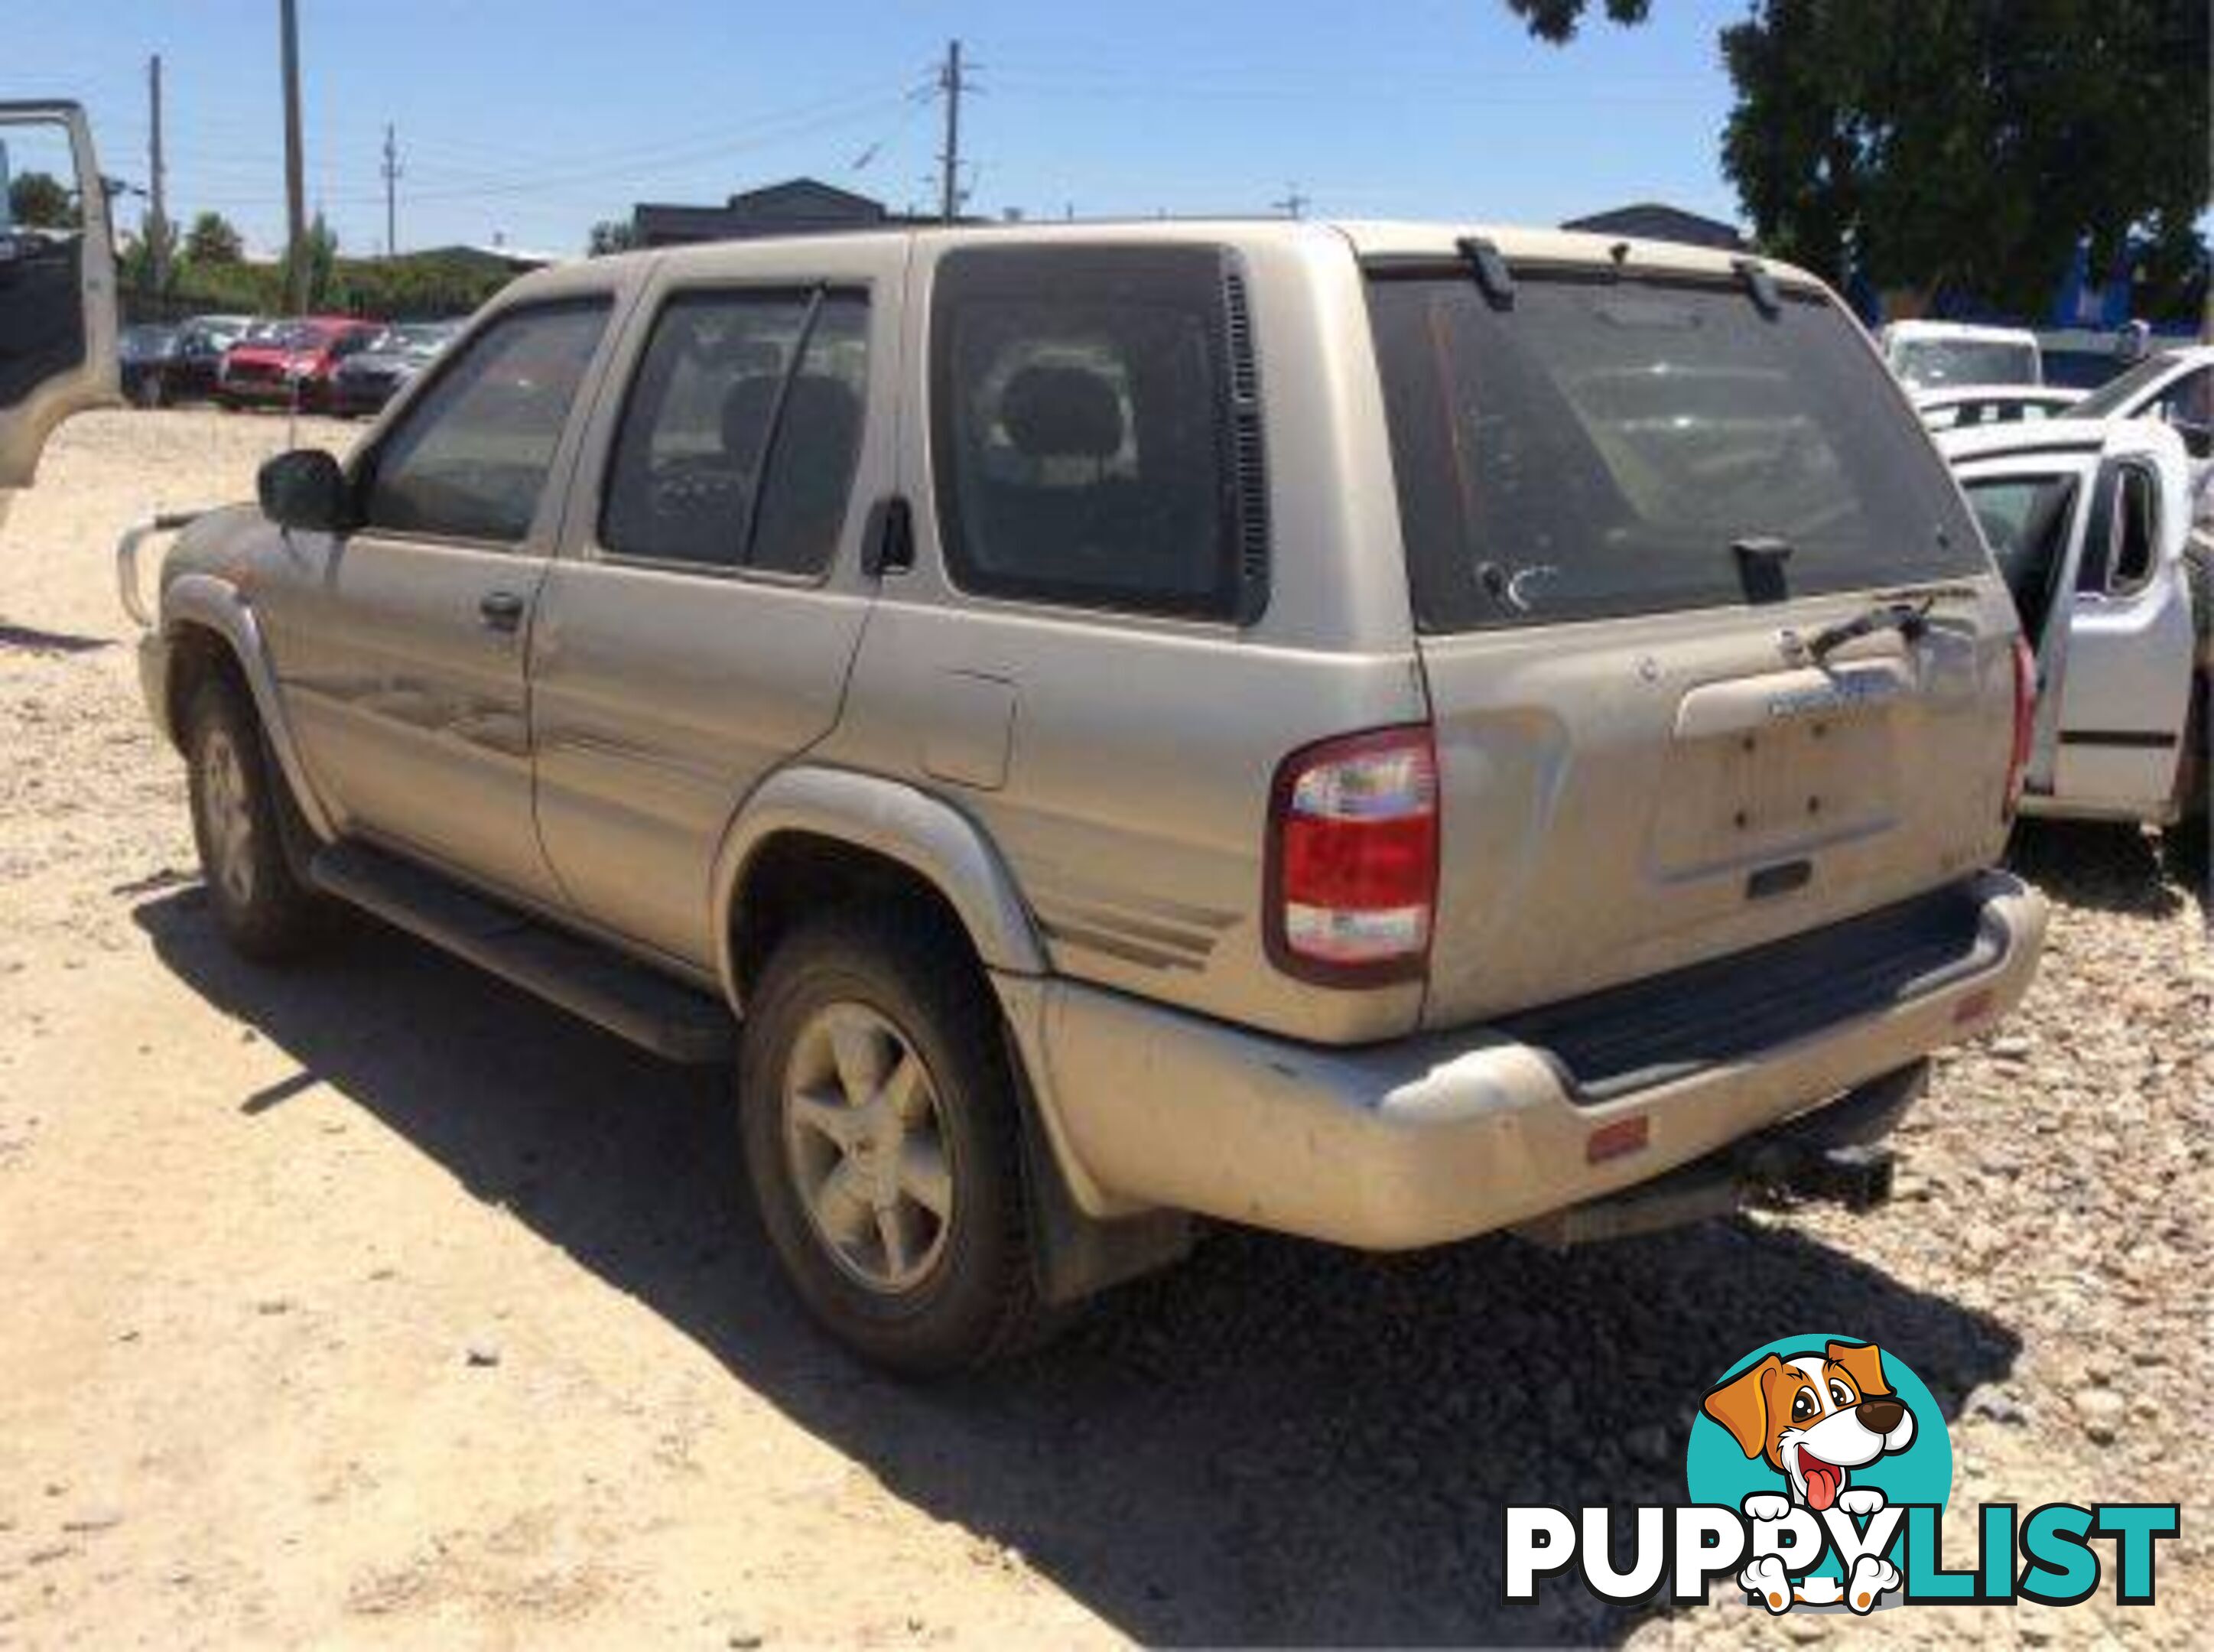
left=158, top=574, right=335, bottom=843
left=712, top=766, right=1047, bottom=1012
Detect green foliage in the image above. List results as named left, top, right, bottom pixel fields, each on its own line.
left=7, top=169, right=76, bottom=229
left=1719, top=0, right=2211, bottom=317
left=588, top=217, right=640, bottom=257
left=122, top=215, right=180, bottom=296
left=279, top=210, right=341, bottom=308
left=1506, top=0, right=2209, bottom=320
left=1501, top=0, right=1650, bottom=42
left=183, top=210, right=245, bottom=265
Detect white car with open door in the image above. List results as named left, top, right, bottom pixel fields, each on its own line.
left=0, top=100, right=118, bottom=524
left=1940, top=418, right=2206, bottom=842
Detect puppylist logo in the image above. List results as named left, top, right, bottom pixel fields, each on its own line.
left=1504, top=1335, right=2178, bottom=1617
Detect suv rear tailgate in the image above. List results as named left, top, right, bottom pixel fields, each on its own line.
left=1364, top=258, right=2020, bottom=1028
left=1417, top=600, right=2016, bottom=1025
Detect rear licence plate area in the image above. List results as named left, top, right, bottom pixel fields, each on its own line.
left=1648, top=662, right=1907, bottom=878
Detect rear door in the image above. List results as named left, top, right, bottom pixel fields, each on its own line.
left=1366, top=262, right=2022, bottom=1026
left=2047, top=428, right=2196, bottom=815
left=0, top=102, right=116, bottom=491
left=527, top=238, right=901, bottom=971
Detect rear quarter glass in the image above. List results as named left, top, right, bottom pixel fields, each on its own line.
left=1365, top=272, right=1988, bottom=633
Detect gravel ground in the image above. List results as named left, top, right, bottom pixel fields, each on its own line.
left=1, top=410, right=2209, bottom=1647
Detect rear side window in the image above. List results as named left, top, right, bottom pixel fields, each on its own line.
left=601, top=288, right=869, bottom=576
left=1367, top=274, right=1987, bottom=631
left=362, top=300, right=608, bottom=544
left=930, top=244, right=1262, bottom=620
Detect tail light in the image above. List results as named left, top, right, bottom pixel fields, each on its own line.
left=2005, top=638, right=2036, bottom=818
left=1266, top=725, right=1439, bottom=985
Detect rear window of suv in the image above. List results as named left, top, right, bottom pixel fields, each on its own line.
left=1367, top=270, right=1986, bottom=632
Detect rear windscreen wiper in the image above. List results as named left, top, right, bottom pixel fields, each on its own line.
left=1807, top=597, right=1936, bottom=662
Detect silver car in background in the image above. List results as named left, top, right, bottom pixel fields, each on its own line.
left=326, top=319, right=463, bottom=417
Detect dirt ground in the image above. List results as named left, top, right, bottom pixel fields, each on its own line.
left=2, top=410, right=2209, bottom=1649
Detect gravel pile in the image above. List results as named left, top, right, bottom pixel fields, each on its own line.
left=2, top=414, right=2207, bottom=1647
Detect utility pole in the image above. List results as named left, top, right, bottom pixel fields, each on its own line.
left=279, top=0, right=307, bottom=311
left=1272, top=184, right=1310, bottom=220
left=937, top=38, right=964, bottom=224
left=147, top=54, right=169, bottom=294
left=382, top=122, right=401, bottom=258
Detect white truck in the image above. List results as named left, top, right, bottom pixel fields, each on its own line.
left=1941, top=418, right=2208, bottom=850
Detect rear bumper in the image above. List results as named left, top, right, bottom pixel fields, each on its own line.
left=1005, top=870, right=2046, bottom=1249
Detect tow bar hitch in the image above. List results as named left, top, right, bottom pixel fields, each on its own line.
left=1515, top=1061, right=1924, bottom=1248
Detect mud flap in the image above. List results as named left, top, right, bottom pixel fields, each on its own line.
left=1011, top=1056, right=1193, bottom=1306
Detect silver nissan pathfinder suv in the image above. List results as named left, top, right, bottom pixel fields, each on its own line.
left=119, top=222, right=2048, bottom=1371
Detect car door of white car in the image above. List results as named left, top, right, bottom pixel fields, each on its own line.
left=2048, top=425, right=2196, bottom=819
left=0, top=102, right=116, bottom=500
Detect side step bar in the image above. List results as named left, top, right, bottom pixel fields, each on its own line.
left=310, top=842, right=736, bottom=1065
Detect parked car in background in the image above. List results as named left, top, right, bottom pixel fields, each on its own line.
left=326, top=319, right=462, bottom=417
left=119, top=221, right=2048, bottom=1371
left=1879, top=320, right=2043, bottom=390
left=216, top=316, right=384, bottom=412
left=1942, top=418, right=2205, bottom=845
left=161, top=313, right=253, bottom=405
left=2067, top=345, right=2213, bottom=464
left=118, top=323, right=180, bottom=407
left=1914, top=383, right=2079, bottom=432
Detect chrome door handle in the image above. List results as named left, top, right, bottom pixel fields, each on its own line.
left=479, top=590, right=526, bottom=633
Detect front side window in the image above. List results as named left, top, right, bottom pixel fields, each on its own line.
left=1369, top=273, right=1987, bottom=631
left=601, top=288, right=868, bottom=576
left=361, top=299, right=609, bottom=544
left=931, top=245, right=1250, bottom=620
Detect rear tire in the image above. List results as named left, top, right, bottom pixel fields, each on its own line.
left=738, top=906, right=1046, bottom=1374
left=183, top=675, right=323, bottom=962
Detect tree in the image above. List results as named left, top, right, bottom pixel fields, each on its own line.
left=1500, top=0, right=2210, bottom=321
left=279, top=210, right=339, bottom=310
left=182, top=210, right=245, bottom=265
left=1501, top=0, right=1649, bottom=42
left=587, top=216, right=639, bottom=257
left=1718, top=1, right=2210, bottom=317
left=6, top=170, right=76, bottom=229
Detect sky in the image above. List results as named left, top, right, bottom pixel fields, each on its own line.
left=11, top=0, right=1751, bottom=259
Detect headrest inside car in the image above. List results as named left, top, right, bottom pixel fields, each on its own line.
left=1001, top=365, right=1125, bottom=461
left=720, top=376, right=788, bottom=467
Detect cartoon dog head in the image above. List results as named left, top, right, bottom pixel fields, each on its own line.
left=1702, top=1341, right=1916, bottom=1511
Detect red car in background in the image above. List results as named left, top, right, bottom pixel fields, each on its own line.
left=216, top=316, right=385, bottom=412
